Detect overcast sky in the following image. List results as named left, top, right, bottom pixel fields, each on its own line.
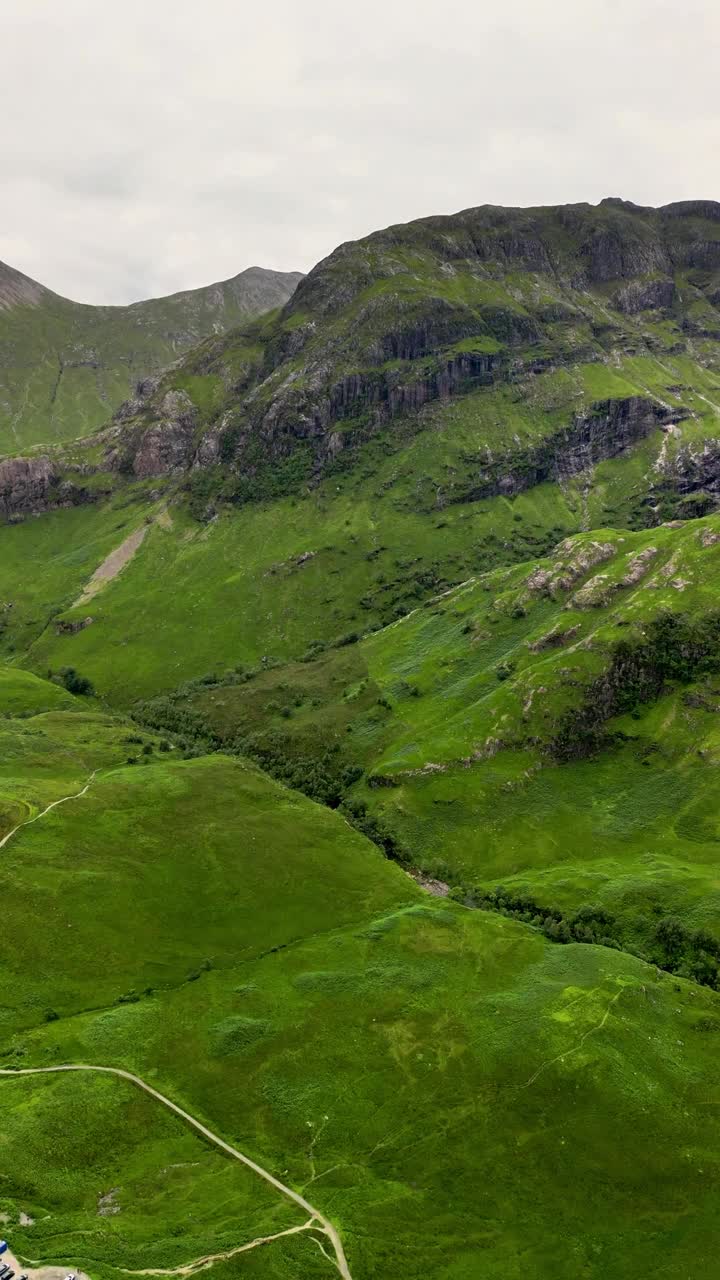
left=2, top=0, right=718, bottom=304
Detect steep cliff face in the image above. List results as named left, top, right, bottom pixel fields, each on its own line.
left=5, top=198, right=720, bottom=521
left=110, top=197, right=720, bottom=490
left=0, top=455, right=99, bottom=521
left=452, top=396, right=684, bottom=504
left=106, top=390, right=200, bottom=478
left=0, top=457, right=55, bottom=520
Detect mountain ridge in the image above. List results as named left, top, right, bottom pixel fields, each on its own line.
left=0, top=258, right=304, bottom=312
left=0, top=258, right=303, bottom=452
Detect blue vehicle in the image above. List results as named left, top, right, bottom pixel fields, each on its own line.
left=0, top=1244, right=7, bottom=1257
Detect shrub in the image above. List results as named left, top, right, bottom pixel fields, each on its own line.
left=59, top=666, right=95, bottom=696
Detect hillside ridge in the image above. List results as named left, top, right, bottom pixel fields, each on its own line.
left=0, top=259, right=303, bottom=452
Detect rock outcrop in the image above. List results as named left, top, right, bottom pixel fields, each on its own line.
left=0, top=455, right=108, bottom=521
left=107, top=390, right=199, bottom=478
left=5, top=198, right=720, bottom=519
left=614, top=279, right=675, bottom=314
left=454, top=396, right=684, bottom=505
left=0, top=456, right=57, bottom=520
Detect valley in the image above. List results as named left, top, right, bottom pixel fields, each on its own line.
left=3, top=199, right=720, bottom=1278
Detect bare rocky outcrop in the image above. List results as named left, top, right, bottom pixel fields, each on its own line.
left=0, top=455, right=56, bottom=520
left=659, top=440, right=720, bottom=499
left=454, top=396, right=684, bottom=505
left=106, top=390, right=198, bottom=478
left=615, top=279, right=675, bottom=314
left=0, top=454, right=109, bottom=521
left=620, top=546, right=659, bottom=586
left=55, top=615, right=94, bottom=635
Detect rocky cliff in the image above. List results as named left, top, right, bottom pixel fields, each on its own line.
left=4, top=198, right=720, bottom=519
left=101, top=198, right=720, bottom=485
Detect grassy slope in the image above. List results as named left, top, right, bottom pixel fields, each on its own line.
left=154, top=514, right=720, bottom=948
left=5, top=203, right=720, bottom=1277
left=2, top=349, right=718, bottom=703
left=4, top=902, right=720, bottom=1279
left=2, top=670, right=720, bottom=1279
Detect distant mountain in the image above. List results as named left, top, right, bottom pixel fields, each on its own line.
left=0, top=260, right=303, bottom=451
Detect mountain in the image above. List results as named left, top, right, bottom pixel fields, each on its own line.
left=0, top=259, right=303, bottom=452
left=3, top=199, right=720, bottom=1279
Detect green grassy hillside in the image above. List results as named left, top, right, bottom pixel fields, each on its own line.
left=0, top=261, right=302, bottom=452
left=2, top=672, right=720, bottom=1279
left=120, top=515, right=720, bottom=971
left=0, top=350, right=718, bottom=701
left=4, top=201, right=720, bottom=1279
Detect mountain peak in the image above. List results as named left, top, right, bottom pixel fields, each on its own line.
left=0, top=260, right=48, bottom=311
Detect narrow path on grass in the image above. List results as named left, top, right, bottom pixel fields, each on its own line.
left=521, top=984, right=632, bottom=1088
left=0, top=1064, right=353, bottom=1280
left=119, top=1220, right=316, bottom=1275
left=0, top=772, right=97, bottom=852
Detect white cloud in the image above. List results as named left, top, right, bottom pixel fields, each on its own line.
left=1, top=0, right=718, bottom=303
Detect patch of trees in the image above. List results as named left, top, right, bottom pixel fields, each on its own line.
left=340, top=797, right=410, bottom=863
left=551, top=610, right=720, bottom=761
left=186, top=443, right=315, bottom=519
left=232, top=728, right=362, bottom=809
left=134, top=675, right=367, bottom=810
left=654, top=916, right=720, bottom=988
left=448, top=882, right=720, bottom=990
left=55, top=666, right=95, bottom=696
left=451, top=885, right=622, bottom=948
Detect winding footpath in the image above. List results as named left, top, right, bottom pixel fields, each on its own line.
left=0, top=1064, right=353, bottom=1280
left=0, top=772, right=97, bottom=851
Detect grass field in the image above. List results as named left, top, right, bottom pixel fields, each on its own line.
left=4, top=899, right=720, bottom=1279
left=2, top=669, right=720, bottom=1277
left=131, top=514, right=720, bottom=959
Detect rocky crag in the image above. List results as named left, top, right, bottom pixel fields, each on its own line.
left=4, top=198, right=720, bottom=520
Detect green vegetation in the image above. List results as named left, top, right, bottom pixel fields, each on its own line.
left=4, top=201, right=720, bottom=1277
left=4, top=825, right=720, bottom=1279
left=0, top=265, right=301, bottom=452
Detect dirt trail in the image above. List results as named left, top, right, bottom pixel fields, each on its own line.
left=75, top=525, right=147, bottom=605
left=120, top=1220, right=316, bottom=1275
left=0, top=773, right=96, bottom=852
left=0, top=1065, right=353, bottom=1280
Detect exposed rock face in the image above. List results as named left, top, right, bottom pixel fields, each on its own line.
left=0, top=454, right=109, bottom=521
left=661, top=440, right=720, bottom=498
left=0, top=260, right=48, bottom=311
left=7, top=198, right=720, bottom=519
left=581, top=227, right=671, bottom=283
left=456, top=397, right=683, bottom=505
left=0, top=456, right=56, bottom=520
left=620, top=546, right=658, bottom=586
left=107, top=390, right=198, bottom=478
left=245, top=349, right=498, bottom=459
left=55, top=616, right=94, bottom=635
left=615, top=279, right=675, bottom=314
